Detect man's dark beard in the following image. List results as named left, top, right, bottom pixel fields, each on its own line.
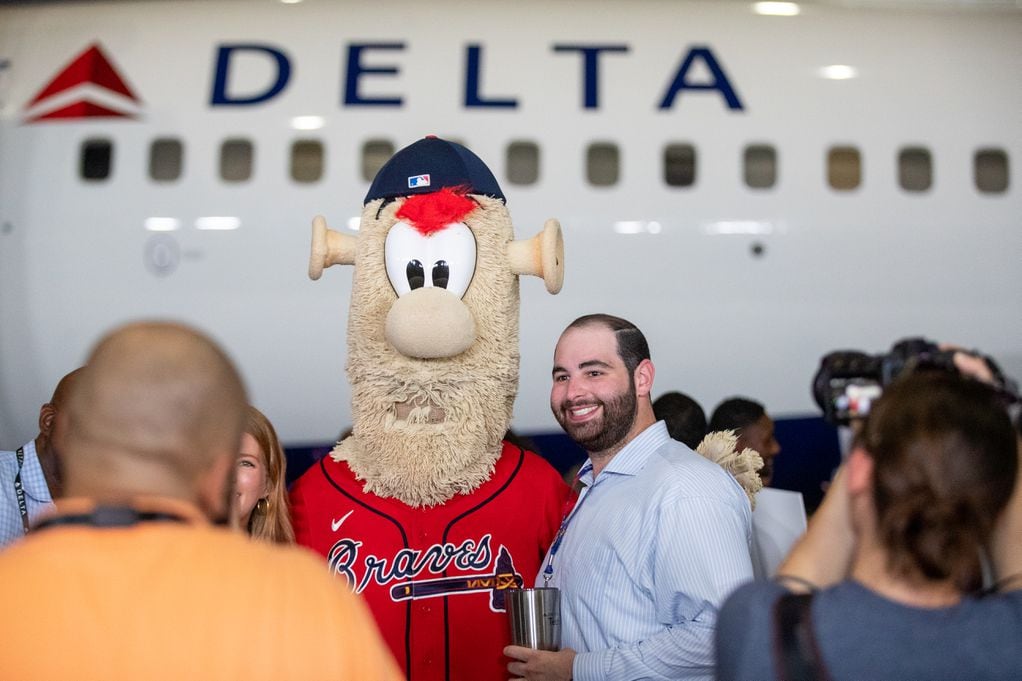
left=556, top=386, right=637, bottom=454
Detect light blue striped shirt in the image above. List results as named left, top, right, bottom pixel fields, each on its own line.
left=540, top=421, right=754, bottom=681
left=0, top=441, right=54, bottom=548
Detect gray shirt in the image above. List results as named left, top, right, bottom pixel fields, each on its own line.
left=716, top=578, right=1022, bottom=681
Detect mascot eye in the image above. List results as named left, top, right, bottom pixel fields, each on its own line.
left=385, top=221, right=477, bottom=298
left=432, top=261, right=449, bottom=289
left=406, top=260, right=425, bottom=290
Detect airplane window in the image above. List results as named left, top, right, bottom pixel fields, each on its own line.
left=664, top=143, right=696, bottom=187
left=898, top=147, right=932, bottom=192
left=506, top=141, right=540, bottom=185
left=362, top=140, right=395, bottom=182
left=744, top=144, right=777, bottom=189
left=291, top=140, right=324, bottom=183
left=975, top=148, right=1009, bottom=194
left=149, top=138, right=183, bottom=182
left=220, top=138, right=253, bottom=183
left=80, top=139, right=113, bottom=181
left=827, top=146, right=861, bottom=191
left=587, top=142, right=619, bottom=187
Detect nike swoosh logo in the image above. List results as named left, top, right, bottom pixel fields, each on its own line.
left=331, top=510, right=354, bottom=532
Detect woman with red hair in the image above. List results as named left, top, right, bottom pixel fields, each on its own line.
left=233, top=405, right=295, bottom=544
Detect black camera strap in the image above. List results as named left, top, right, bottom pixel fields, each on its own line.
left=33, top=505, right=188, bottom=531
left=13, top=447, right=31, bottom=534
left=772, top=591, right=833, bottom=681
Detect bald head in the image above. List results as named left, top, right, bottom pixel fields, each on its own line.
left=59, top=322, right=247, bottom=512
left=53, top=367, right=82, bottom=402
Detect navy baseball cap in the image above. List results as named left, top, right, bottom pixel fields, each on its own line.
left=364, top=136, right=506, bottom=205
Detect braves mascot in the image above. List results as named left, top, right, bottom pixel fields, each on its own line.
left=290, top=136, right=572, bottom=681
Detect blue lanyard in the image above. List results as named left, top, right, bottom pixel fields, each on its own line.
left=542, top=464, right=594, bottom=586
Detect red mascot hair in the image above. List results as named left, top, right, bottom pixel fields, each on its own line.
left=396, top=187, right=476, bottom=236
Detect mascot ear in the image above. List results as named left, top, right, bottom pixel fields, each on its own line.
left=309, top=215, right=357, bottom=280
left=506, top=218, right=564, bottom=294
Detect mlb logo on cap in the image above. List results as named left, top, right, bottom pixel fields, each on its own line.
left=408, top=174, right=431, bottom=189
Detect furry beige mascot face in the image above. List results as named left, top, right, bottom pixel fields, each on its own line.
left=309, top=137, right=562, bottom=507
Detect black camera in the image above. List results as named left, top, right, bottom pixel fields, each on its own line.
left=811, top=338, right=1015, bottom=426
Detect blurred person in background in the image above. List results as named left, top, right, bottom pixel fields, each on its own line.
left=709, top=397, right=781, bottom=486
left=652, top=391, right=707, bottom=450
left=0, top=321, right=401, bottom=680
left=0, top=367, right=83, bottom=547
left=234, top=405, right=295, bottom=544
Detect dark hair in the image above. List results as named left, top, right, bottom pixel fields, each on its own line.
left=861, top=372, right=1017, bottom=590
left=567, top=314, right=650, bottom=375
left=708, top=397, right=766, bottom=434
left=653, top=392, right=707, bottom=449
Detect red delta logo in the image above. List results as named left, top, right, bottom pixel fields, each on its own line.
left=23, top=43, right=142, bottom=123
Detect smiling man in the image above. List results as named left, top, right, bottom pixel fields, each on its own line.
left=506, top=314, right=754, bottom=681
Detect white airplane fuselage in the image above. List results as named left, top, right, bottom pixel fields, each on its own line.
left=1, top=0, right=1020, bottom=459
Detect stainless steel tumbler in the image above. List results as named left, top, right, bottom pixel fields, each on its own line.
left=506, top=587, right=561, bottom=651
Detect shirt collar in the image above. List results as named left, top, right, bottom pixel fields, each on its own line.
left=581, top=420, right=670, bottom=483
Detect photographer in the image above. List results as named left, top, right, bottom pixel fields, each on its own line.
left=715, top=370, right=1021, bottom=681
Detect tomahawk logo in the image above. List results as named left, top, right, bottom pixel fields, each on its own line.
left=328, top=534, right=525, bottom=612
left=22, top=43, right=142, bottom=123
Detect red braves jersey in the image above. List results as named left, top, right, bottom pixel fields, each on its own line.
left=290, top=441, right=571, bottom=681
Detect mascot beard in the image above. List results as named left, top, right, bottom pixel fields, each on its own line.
left=331, top=196, right=520, bottom=508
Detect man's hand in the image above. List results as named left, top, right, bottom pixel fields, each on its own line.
left=504, top=645, right=576, bottom=681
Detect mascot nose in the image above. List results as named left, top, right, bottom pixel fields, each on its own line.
left=385, top=287, right=476, bottom=359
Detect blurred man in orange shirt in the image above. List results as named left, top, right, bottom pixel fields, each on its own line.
left=0, top=321, right=401, bottom=681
